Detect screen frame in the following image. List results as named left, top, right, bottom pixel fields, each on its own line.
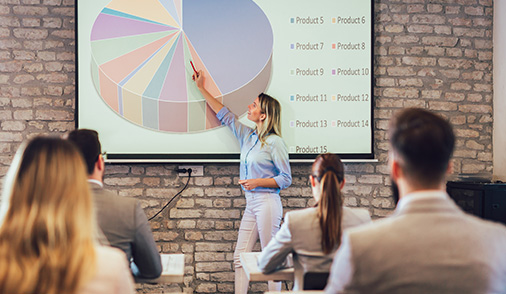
left=75, top=0, right=375, bottom=162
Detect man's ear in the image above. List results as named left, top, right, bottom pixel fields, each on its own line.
left=446, top=160, right=454, bottom=175
left=390, top=158, right=402, bottom=182
left=96, top=154, right=105, bottom=172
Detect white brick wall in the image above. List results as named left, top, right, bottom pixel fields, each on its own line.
left=0, top=0, right=494, bottom=293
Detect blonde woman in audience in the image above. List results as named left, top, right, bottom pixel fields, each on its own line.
left=0, top=137, right=134, bottom=294
left=258, top=153, right=371, bottom=290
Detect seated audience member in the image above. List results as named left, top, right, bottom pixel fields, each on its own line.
left=325, top=108, right=506, bottom=294
left=258, top=153, right=371, bottom=290
left=68, top=129, right=162, bottom=279
left=0, top=137, right=134, bottom=294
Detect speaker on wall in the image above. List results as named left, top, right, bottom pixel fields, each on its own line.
left=447, top=181, right=506, bottom=225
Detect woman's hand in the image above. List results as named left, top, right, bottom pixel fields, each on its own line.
left=192, top=70, right=204, bottom=89
left=238, top=179, right=261, bottom=191
left=239, top=178, right=279, bottom=190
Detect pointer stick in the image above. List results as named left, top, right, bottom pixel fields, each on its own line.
left=190, top=61, right=198, bottom=75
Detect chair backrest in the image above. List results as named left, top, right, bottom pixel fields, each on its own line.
left=303, top=271, right=330, bottom=290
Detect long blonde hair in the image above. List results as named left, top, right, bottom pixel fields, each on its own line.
left=256, top=93, right=282, bottom=145
left=0, top=137, right=97, bottom=294
left=312, top=153, right=344, bottom=255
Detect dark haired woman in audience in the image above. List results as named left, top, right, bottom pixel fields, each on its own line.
left=0, top=137, right=134, bottom=294
left=258, top=153, right=371, bottom=290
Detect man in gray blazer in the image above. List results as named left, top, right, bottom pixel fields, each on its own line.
left=325, top=108, right=506, bottom=294
left=68, top=129, right=162, bottom=279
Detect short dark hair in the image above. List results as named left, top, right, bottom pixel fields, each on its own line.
left=67, top=129, right=101, bottom=175
left=389, top=108, right=455, bottom=186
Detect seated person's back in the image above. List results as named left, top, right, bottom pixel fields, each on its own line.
left=286, top=206, right=370, bottom=275
left=68, top=129, right=162, bottom=279
left=334, top=200, right=506, bottom=293
left=91, top=183, right=162, bottom=278
left=325, top=108, right=506, bottom=294
left=0, top=137, right=134, bottom=294
left=258, top=153, right=371, bottom=290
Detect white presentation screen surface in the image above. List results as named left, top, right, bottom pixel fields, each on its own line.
left=77, top=0, right=373, bottom=161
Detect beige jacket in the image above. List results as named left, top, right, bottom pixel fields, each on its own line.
left=79, top=246, right=135, bottom=294
left=258, top=206, right=372, bottom=290
left=326, top=191, right=506, bottom=294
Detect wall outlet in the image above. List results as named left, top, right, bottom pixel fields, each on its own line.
left=178, top=165, right=204, bottom=177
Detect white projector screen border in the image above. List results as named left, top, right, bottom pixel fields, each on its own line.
left=76, top=0, right=374, bottom=162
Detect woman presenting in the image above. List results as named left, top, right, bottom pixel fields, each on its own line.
left=194, top=71, right=292, bottom=293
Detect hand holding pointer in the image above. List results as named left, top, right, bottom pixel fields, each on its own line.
left=191, top=62, right=204, bottom=89
left=191, top=63, right=223, bottom=113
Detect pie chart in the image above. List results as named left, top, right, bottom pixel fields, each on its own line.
left=90, top=0, right=273, bottom=133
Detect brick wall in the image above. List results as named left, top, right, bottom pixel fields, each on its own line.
left=0, top=0, right=494, bottom=293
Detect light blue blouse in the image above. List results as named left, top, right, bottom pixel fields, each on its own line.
left=216, top=107, right=292, bottom=193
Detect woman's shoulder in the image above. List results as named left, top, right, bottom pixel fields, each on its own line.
left=96, top=245, right=125, bottom=256
left=95, top=246, right=128, bottom=265
left=285, top=207, right=318, bottom=222
left=264, top=134, right=286, bottom=147
left=284, top=208, right=319, bottom=238
left=265, top=133, right=282, bottom=141
left=79, top=246, right=133, bottom=294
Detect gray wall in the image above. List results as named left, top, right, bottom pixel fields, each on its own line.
left=0, top=0, right=494, bottom=293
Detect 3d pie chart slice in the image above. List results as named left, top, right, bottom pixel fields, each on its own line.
left=90, top=0, right=273, bottom=133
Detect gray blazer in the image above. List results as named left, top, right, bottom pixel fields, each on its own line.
left=326, top=192, right=506, bottom=294
left=258, top=206, right=372, bottom=290
left=90, top=182, right=162, bottom=279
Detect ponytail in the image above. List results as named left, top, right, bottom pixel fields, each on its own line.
left=312, top=153, right=345, bottom=255
left=317, top=171, right=343, bottom=255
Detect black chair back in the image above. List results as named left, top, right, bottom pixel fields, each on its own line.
left=303, top=271, right=329, bottom=290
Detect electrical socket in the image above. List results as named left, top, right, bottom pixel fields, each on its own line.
left=178, top=165, right=204, bottom=177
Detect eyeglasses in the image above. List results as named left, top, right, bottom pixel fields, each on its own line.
left=95, top=151, right=107, bottom=162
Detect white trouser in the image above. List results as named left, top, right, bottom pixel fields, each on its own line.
left=234, top=191, right=283, bottom=294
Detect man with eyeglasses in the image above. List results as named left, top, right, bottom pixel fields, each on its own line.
left=68, top=129, right=162, bottom=279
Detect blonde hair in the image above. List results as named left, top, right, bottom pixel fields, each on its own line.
left=256, top=93, right=282, bottom=146
left=0, top=137, right=97, bottom=294
left=312, top=153, right=344, bottom=255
